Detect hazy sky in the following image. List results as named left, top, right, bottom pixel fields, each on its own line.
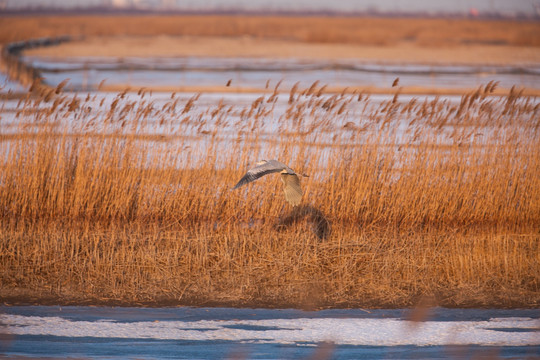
left=3, top=0, right=540, bottom=16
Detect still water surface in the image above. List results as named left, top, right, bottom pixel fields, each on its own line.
left=23, top=56, right=540, bottom=91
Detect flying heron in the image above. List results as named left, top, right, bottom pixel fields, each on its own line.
left=233, top=160, right=307, bottom=206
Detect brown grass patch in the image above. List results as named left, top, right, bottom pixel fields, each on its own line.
left=1, top=15, right=539, bottom=48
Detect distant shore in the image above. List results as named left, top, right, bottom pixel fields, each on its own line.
left=24, top=34, right=540, bottom=67
left=2, top=15, right=539, bottom=66
left=9, top=15, right=540, bottom=95
left=15, top=34, right=540, bottom=96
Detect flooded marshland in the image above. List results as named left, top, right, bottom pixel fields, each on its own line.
left=1, top=57, right=538, bottom=307
left=1, top=16, right=539, bottom=360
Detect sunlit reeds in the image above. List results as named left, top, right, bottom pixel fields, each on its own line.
left=0, top=83, right=538, bottom=307
left=2, top=15, right=539, bottom=48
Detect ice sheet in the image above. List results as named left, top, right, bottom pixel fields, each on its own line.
left=2, top=313, right=538, bottom=346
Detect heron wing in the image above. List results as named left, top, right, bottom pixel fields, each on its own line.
left=281, top=173, right=303, bottom=206
left=233, top=160, right=287, bottom=189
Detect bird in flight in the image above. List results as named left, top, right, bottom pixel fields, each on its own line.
left=233, top=160, right=307, bottom=206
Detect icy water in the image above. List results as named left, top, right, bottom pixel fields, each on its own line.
left=0, top=306, right=538, bottom=359
left=0, top=72, right=26, bottom=93
left=22, top=56, right=540, bottom=91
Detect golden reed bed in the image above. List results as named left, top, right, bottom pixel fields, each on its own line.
left=2, top=15, right=539, bottom=48
left=0, top=15, right=539, bottom=308
left=0, top=80, right=538, bottom=308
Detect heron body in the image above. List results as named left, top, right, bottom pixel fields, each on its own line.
left=233, top=159, right=305, bottom=206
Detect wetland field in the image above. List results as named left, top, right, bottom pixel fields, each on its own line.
left=0, top=15, right=539, bottom=309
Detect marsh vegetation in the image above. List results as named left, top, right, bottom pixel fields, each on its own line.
left=0, top=79, right=538, bottom=307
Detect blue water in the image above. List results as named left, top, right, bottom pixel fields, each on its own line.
left=1, top=306, right=538, bottom=359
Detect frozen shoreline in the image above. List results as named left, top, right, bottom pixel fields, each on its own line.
left=21, top=54, right=540, bottom=93
left=1, top=306, right=539, bottom=359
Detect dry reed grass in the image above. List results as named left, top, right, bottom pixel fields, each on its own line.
left=1, top=15, right=539, bottom=47
left=0, top=82, right=538, bottom=308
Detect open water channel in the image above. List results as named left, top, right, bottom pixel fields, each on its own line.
left=20, top=55, right=540, bottom=91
